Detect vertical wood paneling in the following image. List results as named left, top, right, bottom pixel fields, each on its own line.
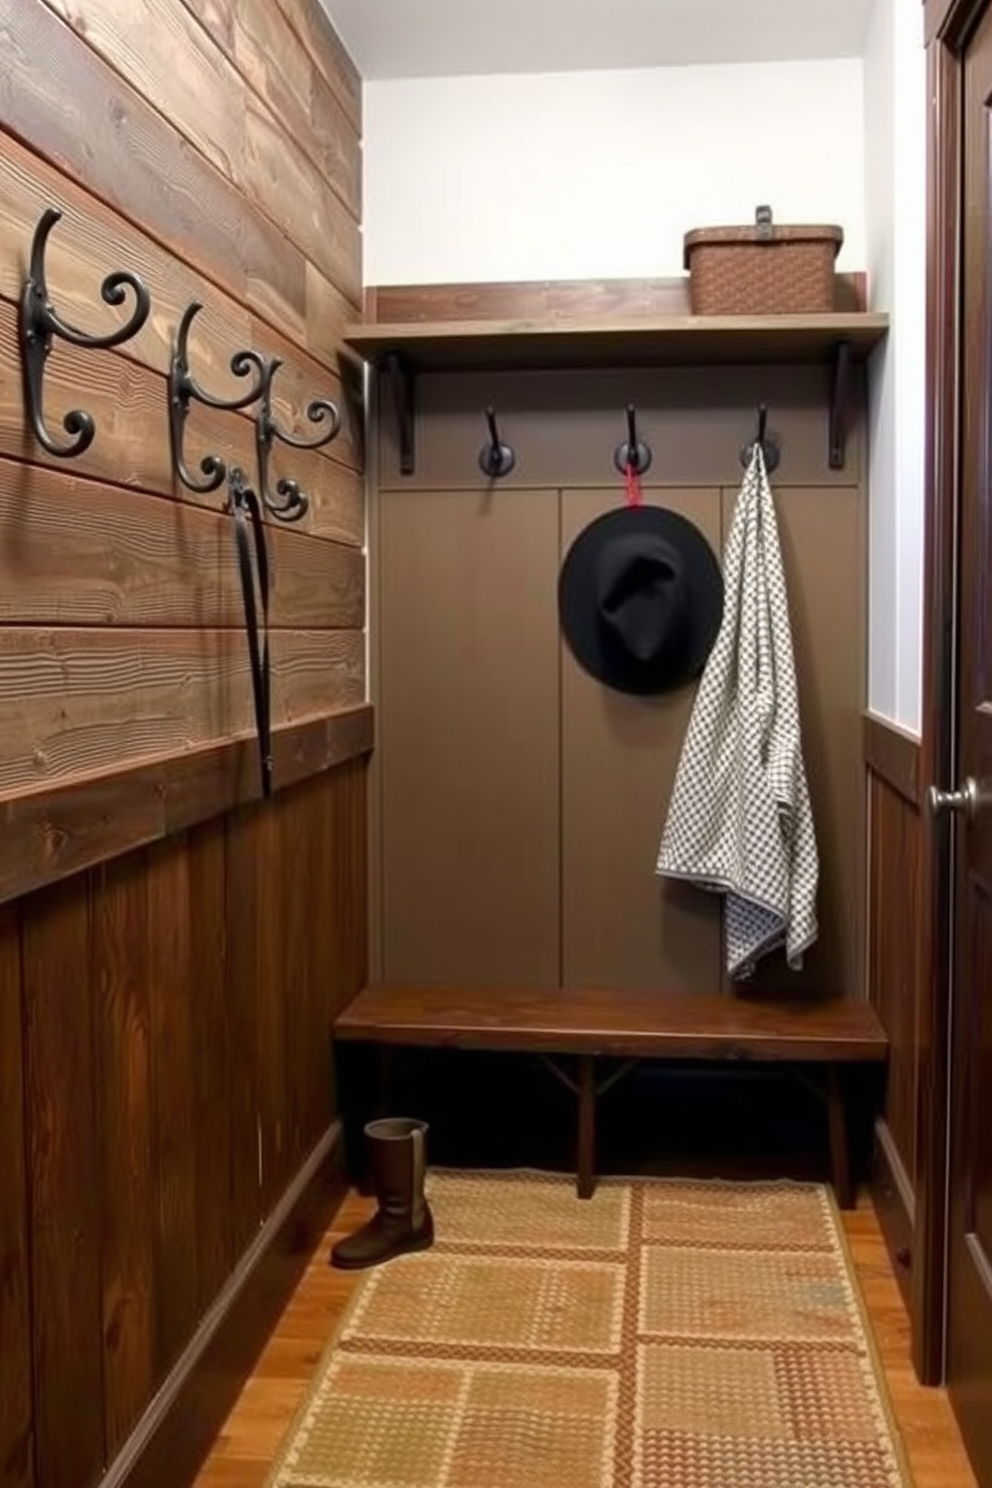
left=92, top=855, right=154, bottom=1455
left=225, top=807, right=263, bottom=1255
left=147, top=836, right=199, bottom=1377
left=22, top=879, right=104, bottom=1488
left=4, top=753, right=366, bottom=1488
left=0, top=907, right=32, bottom=1488
left=254, top=806, right=290, bottom=1215
left=188, top=821, right=233, bottom=1314
left=284, top=780, right=316, bottom=1169
left=868, top=770, right=923, bottom=1186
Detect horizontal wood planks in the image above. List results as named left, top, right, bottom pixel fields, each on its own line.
left=0, top=0, right=365, bottom=827
left=0, top=627, right=364, bottom=796
left=0, top=758, right=368, bottom=1488
left=0, top=704, right=372, bottom=907
left=0, top=460, right=364, bottom=629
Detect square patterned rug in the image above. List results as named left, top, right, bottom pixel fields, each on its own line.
left=266, top=1172, right=914, bottom=1488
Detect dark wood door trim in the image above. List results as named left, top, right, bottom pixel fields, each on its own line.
left=927, top=0, right=988, bottom=47
left=917, top=18, right=967, bottom=1386
left=864, top=713, right=922, bottom=806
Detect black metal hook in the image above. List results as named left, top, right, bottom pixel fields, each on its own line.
left=168, top=301, right=266, bottom=495
left=478, top=405, right=515, bottom=478
left=254, top=357, right=342, bottom=522
left=740, top=403, right=781, bottom=472
left=613, top=403, right=652, bottom=476
left=19, top=206, right=151, bottom=459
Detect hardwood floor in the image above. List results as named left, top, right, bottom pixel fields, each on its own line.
left=195, top=1188, right=978, bottom=1488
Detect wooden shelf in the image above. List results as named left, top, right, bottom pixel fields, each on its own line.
left=342, top=311, right=889, bottom=374
left=344, top=311, right=889, bottom=475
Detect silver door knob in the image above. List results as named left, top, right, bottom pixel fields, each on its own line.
left=927, top=777, right=980, bottom=819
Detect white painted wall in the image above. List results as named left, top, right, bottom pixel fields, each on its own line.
left=863, top=0, right=926, bottom=732
left=363, top=60, right=865, bottom=284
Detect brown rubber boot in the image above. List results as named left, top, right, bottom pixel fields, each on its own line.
left=331, top=1117, right=434, bottom=1270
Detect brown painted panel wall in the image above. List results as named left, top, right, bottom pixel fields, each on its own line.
left=0, top=759, right=368, bottom=1488
left=373, top=366, right=867, bottom=999
left=562, top=489, right=724, bottom=991
left=377, top=488, right=561, bottom=986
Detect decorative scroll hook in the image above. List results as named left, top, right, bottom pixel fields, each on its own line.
left=613, top=402, right=652, bottom=475
left=254, top=357, right=342, bottom=522
left=740, top=402, right=781, bottom=471
left=19, top=206, right=151, bottom=459
left=168, top=301, right=266, bottom=494
left=478, top=405, right=515, bottom=478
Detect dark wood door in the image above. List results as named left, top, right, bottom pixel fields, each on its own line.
left=944, top=9, right=992, bottom=1479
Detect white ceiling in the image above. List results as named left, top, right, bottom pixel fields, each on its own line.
left=320, top=0, right=876, bottom=81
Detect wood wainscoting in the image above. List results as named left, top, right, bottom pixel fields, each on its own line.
left=0, top=756, right=368, bottom=1488
left=865, top=712, right=925, bottom=1310
left=0, top=7, right=368, bottom=1487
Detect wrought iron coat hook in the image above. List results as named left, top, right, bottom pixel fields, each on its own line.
left=168, top=301, right=266, bottom=494
left=478, top=405, right=515, bottom=478
left=740, top=403, right=781, bottom=472
left=254, top=357, right=341, bottom=522
left=19, top=206, right=151, bottom=458
left=613, top=403, right=652, bottom=476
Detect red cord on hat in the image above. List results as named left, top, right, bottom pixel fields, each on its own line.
left=624, top=459, right=643, bottom=507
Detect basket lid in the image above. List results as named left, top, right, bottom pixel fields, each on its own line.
left=683, top=217, right=843, bottom=269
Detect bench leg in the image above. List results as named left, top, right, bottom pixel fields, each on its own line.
left=577, top=1055, right=596, bottom=1200
left=827, top=1064, right=854, bottom=1210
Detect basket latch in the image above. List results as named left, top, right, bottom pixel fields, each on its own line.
left=755, top=205, right=774, bottom=242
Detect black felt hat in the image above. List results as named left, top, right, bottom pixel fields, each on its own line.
left=558, top=505, right=724, bottom=695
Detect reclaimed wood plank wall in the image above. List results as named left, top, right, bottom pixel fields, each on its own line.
left=0, top=0, right=367, bottom=844
left=0, top=4, right=369, bottom=1487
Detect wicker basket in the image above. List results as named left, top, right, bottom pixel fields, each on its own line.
left=684, top=206, right=843, bottom=315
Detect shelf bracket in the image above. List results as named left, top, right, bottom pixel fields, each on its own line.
left=829, top=339, right=852, bottom=471
left=385, top=351, right=415, bottom=475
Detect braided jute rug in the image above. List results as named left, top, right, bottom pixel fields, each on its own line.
left=266, top=1172, right=914, bottom=1488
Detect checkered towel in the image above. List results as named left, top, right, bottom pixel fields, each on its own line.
left=656, top=446, right=818, bottom=979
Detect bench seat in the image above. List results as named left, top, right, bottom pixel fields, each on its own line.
left=332, top=986, right=888, bottom=1208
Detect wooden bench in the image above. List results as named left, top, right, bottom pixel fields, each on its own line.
left=332, top=986, right=888, bottom=1209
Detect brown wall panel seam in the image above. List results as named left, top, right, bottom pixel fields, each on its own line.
left=32, top=0, right=361, bottom=308
left=175, top=0, right=362, bottom=227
